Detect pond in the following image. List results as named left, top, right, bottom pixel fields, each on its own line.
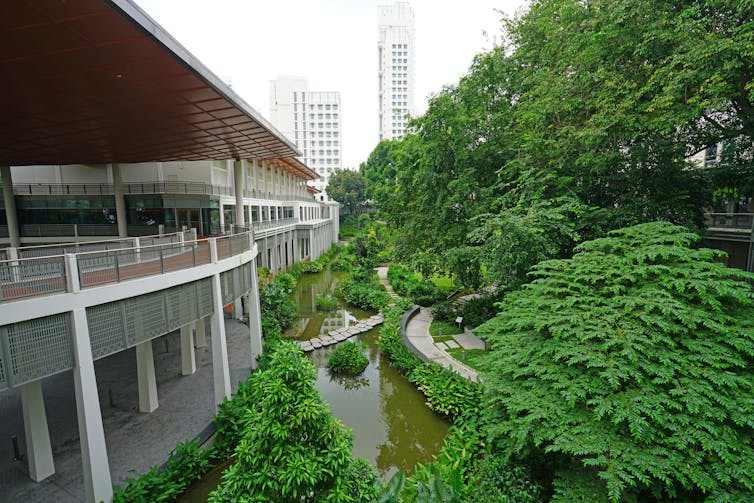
left=288, top=267, right=450, bottom=479
left=180, top=267, right=449, bottom=500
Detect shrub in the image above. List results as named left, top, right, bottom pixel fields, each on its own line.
left=328, top=341, right=369, bottom=375
left=378, top=302, right=422, bottom=376
left=431, top=299, right=461, bottom=323
left=388, top=264, right=443, bottom=306
left=459, top=292, right=501, bottom=328
left=209, top=341, right=375, bottom=502
left=112, top=440, right=212, bottom=503
left=470, top=455, right=544, bottom=503
left=338, top=271, right=389, bottom=311
left=409, top=364, right=483, bottom=419
left=478, top=222, right=754, bottom=501
left=316, top=294, right=340, bottom=311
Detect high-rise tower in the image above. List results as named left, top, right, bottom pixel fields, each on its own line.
left=378, top=2, right=415, bottom=141
left=269, top=76, right=342, bottom=201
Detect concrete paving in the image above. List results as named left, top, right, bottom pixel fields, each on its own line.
left=0, top=317, right=254, bottom=502
left=452, top=331, right=486, bottom=350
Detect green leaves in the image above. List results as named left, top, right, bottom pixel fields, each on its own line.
left=478, top=221, right=754, bottom=501
left=327, top=341, right=369, bottom=376
left=209, top=341, right=377, bottom=502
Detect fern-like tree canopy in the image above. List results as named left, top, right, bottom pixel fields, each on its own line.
left=477, top=222, right=754, bottom=502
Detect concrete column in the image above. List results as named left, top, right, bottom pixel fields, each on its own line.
left=21, top=380, right=55, bottom=482
left=292, top=232, right=299, bottom=264
left=135, top=340, right=158, bottom=413
left=195, top=318, right=207, bottom=348
left=233, top=160, right=245, bottom=228
left=253, top=159, right=259, bottom=196
left=233, top=298, right=243, bottom=320
left=180, top=325, right=196, bottom=376
left=112, top=164, right=128, bottom=238
left=71, top=307, right=113, bottom=503
left=210, top=274, right=231, bottom=408
left=263, top=160, right=268, bottom=196
left=248, top=257, right=263, bottom=370
left=1, top=166, right=20, bottom=248
left=218, top=204, right=226, bottom=234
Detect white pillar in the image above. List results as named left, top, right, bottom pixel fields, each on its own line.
left=248, top=257, right=263, bottom=370
left=180, top=325, right=196, bottom=376
left=210, top=274, right=231, bottom=408
left=233, top=160, right=245, bottom=229
left=71, top=307, right=113, bottom=503
left=1, top=166, right=20, bottom=248
left=233, top=298, right=243, bottom=320
left=135, top=340, right=158, bottom=413
left=21, top=380, right=55, bottom=482
left=112, top=164, right=128, bottom=238
left=195, top=318, right=207, bottom=348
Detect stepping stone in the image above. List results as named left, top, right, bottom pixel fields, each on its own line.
left=329, top=330, right=340, bottom=337
left=300, top=341, right=313, bottom=349
left=311, top=339, right=322, bottom=349
left=321, top=336, right=334, bottom=344
left=334, top=333, right=347, bottom=342
left=445, top=340, right=460, bottom=349
left=435, top=341, right=449, bottom=350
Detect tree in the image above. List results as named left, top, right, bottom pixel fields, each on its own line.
left=477, top=222, right=754, bottom=501
left=209, top=341, right=377, bottom=502
left=326, top=169, right=368, bottom=216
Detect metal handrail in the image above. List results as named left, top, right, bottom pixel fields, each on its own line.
left=0, top=230, right=253, bottom=299
left=704, top=212, right=754, bottom=231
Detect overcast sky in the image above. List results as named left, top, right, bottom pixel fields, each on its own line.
left=133, top=0, right=529, bottom=168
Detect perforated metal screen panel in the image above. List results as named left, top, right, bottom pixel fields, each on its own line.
left=220, top=263, right=253, bottom=306
left=0, top=314, right=73, bottom=387
left=87, top=302, right=127, bottom=360
left=85, top=277, right=218, bottom=360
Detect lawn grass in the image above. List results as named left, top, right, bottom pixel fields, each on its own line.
left=429, top=274, right=455, bottom=293
left=429, top=320, right=461, bottom=337
left=446, top=348, right=487, bottom=370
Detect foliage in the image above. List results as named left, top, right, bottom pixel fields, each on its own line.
left=327, top=341, right=369, bottom=376
left=377, top=302, right=423, bottom=376
left=290, top=244, right=342, bottom=278
left=326, top=168, right=369, bottom=216
left=470, top=455, right=544, bottom=503
left=315, top=294, right=339, bottom=311
left=338, top=269, right=390, bottom=311
left=361, top=0, right=754, bottom=288
left=409, top=364, right=483, bottom=419
left=258, top=272, right=297, bottom=338
left=477, top=222, right=754, bottom=501
left=387, top=264, right=443, bottom=306
left=209, top=341, right=374, bottom=502
left=112, top=440, right=211, bottom=502
left=446, top=348, right=486, bottom=371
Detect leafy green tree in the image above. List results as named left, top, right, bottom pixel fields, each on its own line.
left=209, top=341, right=377, bottom=502
left=326, top=168, right=369, bottom=216
left=477, top=222, right=754, bottom=501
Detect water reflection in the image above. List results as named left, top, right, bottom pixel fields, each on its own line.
left=286, top=269, right=371, bottom=340
left=288, top=268, right=449, bottom=479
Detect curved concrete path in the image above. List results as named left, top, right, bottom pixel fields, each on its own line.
left=376, top=267, right=479, bottom=381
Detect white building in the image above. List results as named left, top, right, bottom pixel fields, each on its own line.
left=269, top=76, right=342, bottom=201
left=0, top=2, right=340, bottom=502
left=378, top=2, right=416, bottom=141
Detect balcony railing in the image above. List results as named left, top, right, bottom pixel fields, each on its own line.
left=0, top=228, right=250, bottom=302
left=252, top=218, right=297, bottom=232
left=704, top=213, right=754, bottom=232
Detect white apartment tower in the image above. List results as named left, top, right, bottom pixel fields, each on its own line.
left=269, top=76, right=342, bottom=201
left=378, top=2, right=416, bottom=141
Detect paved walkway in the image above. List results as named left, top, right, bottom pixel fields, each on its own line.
left=376, top=266, right=480, bottom=381
left=0, top=317, right=253, bottom=502
left=404, top=308, right=479, bottom=381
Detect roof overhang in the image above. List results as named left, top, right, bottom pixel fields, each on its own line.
left=266, top=157, right=318, bottom=180
left=0, top=0, right=303, bottom=166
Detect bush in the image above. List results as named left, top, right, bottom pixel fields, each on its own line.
left=388, top=264, right=443, bottom=306
left=431, top=299, right=461, bottom=323
left=209, top=342, right=375, bottom=502
left=409, top=364, right=483, bottom=419
left=328, top=341, right=369, bottom=375
left=112, top=440, right=212, bottom=502
left=470, top=456, right=544, bottom=503
left=378, top=302, right=422, bottom=376
left=459, top=293, right=501, bottom=328
left=478, top=222, right=754, bottom=501
left=338, top=270, right=389, bottom=311
left=315, top=294, right=340, bottom=311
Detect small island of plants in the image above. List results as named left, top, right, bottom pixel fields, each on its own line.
left=327, top=341, right=369, bottom=376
